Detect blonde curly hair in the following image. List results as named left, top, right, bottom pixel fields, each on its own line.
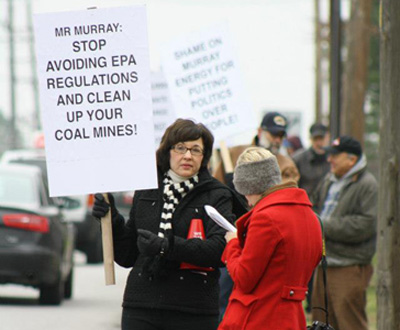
left=236, top=147, right=276, bottom=166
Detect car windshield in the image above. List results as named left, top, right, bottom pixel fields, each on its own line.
left=0, top=172, right=37, bottom=206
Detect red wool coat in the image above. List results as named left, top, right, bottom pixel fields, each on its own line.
left=219, top=185, right=323, bottom=330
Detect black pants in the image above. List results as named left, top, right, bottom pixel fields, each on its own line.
left=121, top=307, right=219, bottom=330
left=218, top=267, right=233, bottom=322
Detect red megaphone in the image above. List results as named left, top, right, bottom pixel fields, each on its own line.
left=180, top=219, right=214, bottom=272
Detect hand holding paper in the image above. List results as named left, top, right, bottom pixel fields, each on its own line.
left=225, top=231, right=237, bottom=243
left=204, top=205, right=237, bottom=233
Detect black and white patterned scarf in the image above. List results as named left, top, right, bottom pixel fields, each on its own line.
left=158, top=173, right=199, bottom=239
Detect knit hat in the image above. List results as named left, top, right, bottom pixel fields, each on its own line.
left=233, top=157, right=282, bottom=196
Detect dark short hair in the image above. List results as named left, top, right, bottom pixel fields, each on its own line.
left=156, top=119, right=214, bottom=173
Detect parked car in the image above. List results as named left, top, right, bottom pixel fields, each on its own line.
left=0, top=164, right=75, bottom=305
left=113, top=191, right=134, bottom=219
left=0, top=150, right=103, bottom=264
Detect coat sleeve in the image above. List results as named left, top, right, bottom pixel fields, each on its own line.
left=323, top=179, right=377, bottom=243
left=222, top=212, right=282, bottom=294
left=112, top=196, right=139, bottom=268
left=167, top=190, right=235, bottom=268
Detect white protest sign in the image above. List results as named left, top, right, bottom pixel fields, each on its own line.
left=160, top=23, right=255, bottom=143
left=34, top=6, right=157, bottom=197
left=151, top=72, right=176, bottom=148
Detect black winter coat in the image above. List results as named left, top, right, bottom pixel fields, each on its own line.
left=111, top=167, right=247, bottom=315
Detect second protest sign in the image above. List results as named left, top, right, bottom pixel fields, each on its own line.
left=160, top=23, right=255, bottom=143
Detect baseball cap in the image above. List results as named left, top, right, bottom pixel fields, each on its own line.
left=324, top=136, right=362, bottom=157
left=260, top=112, right=287, bottom=135
left=310, top=123, right=328, bottom=138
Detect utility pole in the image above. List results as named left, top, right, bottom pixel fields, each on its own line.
left=26, top=0, right=41, bottom=131
left=340, top=0, right=373, bottom=145
left=329, top=0, right=341, bottom=139
left=377, top=1, right=400, bottom=329
left=8, top=0, right=17, bottom=149
left=314, top=0, right=331, bottom=127
left=315, top=0, right=323, bottom=122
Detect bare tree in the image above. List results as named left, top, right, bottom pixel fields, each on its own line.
left=377, top=1, right=400, bottom=329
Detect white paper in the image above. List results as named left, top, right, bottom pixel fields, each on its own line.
left=160, top=23, right=256, bottom=143
left=33, top=6, right=158, bottom=196
left=204, top=205, right=237, bottom=233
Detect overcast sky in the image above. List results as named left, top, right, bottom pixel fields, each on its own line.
left=0, top=0, right=343, bottom=147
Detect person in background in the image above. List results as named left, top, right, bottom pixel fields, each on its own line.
left=284, top=135, right=304, bottom=157
left=213, top=111, right=300, bottom=187
left=292, top=123, right=330, bottom=196
left=218, top=147, right=322, bottom=329
left=92, top=119, right=246, bottom=330
left=311, top=136, right=377, bottom=330
left=292, top=122, right=330, bottom=313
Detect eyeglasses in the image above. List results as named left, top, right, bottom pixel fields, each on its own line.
left=171, top=143, right=204, bottom=156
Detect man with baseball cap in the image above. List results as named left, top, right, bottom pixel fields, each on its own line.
left=311, top=135, right=377, bottom=330
left=258, top=111, right=288, bottom=154
left=213, top=111, right=299, bottom=186
left=293, top=123, right=330, bottom=197
left=256, top=112, right=300, bottom=182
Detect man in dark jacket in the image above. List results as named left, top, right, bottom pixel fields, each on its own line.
left=292, top=123, right=330, bottom=197
left=311, top=136, right=377, bottom=330
left=292, top=123, right=330, bottom=313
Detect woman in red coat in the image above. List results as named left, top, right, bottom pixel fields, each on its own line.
left=219, top=147, right=322, bottom=330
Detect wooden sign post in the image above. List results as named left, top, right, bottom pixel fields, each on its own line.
left=219, top=140, right=233, bottom=173
left=101, top=194, right=115, bottom=285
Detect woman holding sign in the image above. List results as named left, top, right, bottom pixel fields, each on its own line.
left=218, top=147, right=322, bottom=330
left=92, top=119, right=246, bottom=330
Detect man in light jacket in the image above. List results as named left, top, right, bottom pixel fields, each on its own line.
left=311, top=136, right=377, bottom=330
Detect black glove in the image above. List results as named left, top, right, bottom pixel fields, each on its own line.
left=92, top=193, right=117, bottom=219
left=137, top=229, right=169, bottom=257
